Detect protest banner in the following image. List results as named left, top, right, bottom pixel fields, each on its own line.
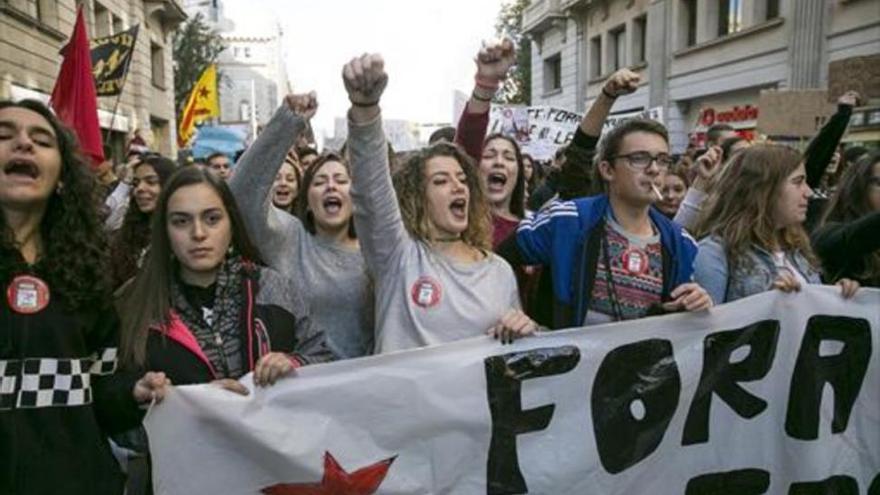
left=145, top=287, right=879, bottom=494
left=488, top=105, right=664, bottom=161
left=757, top=90, right=837, bottom=138
left=90, top=25, right=140, bottom=97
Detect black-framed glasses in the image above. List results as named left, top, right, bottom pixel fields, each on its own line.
left=611, top=151, right=674, bottom=170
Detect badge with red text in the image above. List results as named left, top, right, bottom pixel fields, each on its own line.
left=7, top=275, right=50, bottom=314
left=410, top=276, right=442, bottom=308
left=621, top=247, right=649, bottom=276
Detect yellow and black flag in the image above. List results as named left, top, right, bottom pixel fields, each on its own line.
left=90, top=25, right=139, bottom=96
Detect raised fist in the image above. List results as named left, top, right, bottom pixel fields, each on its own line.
left=342, top=53, right=388, bottom=106
left=837, top=90, right=861, bottom=108
left=284, top=92, right=318, bottom=120
left=475, top=38, right=516, bottom=83
left=603, top=68, right=640, bottom=97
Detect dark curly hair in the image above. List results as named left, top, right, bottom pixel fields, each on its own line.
left=109, top=154, right=176, bottom=289
left=0, top=99, right=111, bottom=310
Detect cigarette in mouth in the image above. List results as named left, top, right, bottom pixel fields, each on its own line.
left=651, top=183, right=664, bottom=201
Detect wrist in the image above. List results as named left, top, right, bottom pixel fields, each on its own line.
left=349, top=104, right=380, bottom=124
left=474, top=75, right=501, bottom=92
left=472, top=88, right=494, bottom=103
left=601, top=87, right=617, bottom=100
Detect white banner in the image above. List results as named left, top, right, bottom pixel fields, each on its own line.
left=145, top=287, right=880, bottom=495
left=488, top=105, right=664, bottom=161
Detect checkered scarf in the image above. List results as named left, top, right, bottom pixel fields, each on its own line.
left=171, top=256, right=246, bottom=379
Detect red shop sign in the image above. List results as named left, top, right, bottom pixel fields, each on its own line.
left=700, top=105, right=760, bottom=126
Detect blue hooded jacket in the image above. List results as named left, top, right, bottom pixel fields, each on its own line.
left=511, top=194, right=699, bottom=329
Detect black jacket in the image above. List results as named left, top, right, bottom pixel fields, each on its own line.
left=1, top=267, right=140, bottom=495
left=811, top=211, right=880, bottom=287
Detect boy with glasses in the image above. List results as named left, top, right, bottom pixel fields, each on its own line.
left=499, top=119, right=712, bottom=328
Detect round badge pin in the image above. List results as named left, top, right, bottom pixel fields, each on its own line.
left=6, top=274, right=50, bottom=314
left=410, top=276, right=442, bottom=308
left=621, top=247, right=649, bottom=276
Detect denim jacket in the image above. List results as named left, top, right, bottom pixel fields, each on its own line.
left=694, top=236, right=822, bottom=304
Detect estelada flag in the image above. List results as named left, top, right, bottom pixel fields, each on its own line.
left=50, top=5, right=104, bottom=165
left=177, top=64, right=220, bottom=148
left=91, top=25, right=140, bottom=97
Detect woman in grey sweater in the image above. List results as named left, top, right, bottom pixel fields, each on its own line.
left=342, top=54, right=537, bottom=353
left=229, top=95, right=373, bottom=359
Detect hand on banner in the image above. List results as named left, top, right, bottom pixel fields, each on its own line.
left=772, top=271, right=802, bottom=293
left=343, top=53, right=388, bottom=123
left=284, top=92, right=318, bottom=121
left=487, top=309, right=538, bottom=344
left=663, top=283, right=713, bottom=312
left=254, top=352, right=298, bottom=387
left=836, top=278, right=860, bottom=299
left=475, top=38, right=516, bottom=85
left=133, top=371, right=171, bottom=404
left=211, top=378, right=250, bottom=395
left=602, top=68, right=640, bottom=98
left=837, top=90, right=861, bottom=108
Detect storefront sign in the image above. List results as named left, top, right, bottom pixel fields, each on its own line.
left=698, top=105, right=759, bottom=128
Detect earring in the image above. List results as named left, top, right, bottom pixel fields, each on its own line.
left=55, top=182, right=64, bottom=195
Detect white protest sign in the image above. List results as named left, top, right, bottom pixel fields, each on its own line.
left=145, top=287, right=880, bottom=494
left=488, top=105, right=664, bottom=160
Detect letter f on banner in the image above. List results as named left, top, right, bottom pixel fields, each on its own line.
left=484, top=346, right=580, bottom=495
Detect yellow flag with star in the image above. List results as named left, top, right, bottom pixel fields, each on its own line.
left=177, top=64, right=220, bottom=148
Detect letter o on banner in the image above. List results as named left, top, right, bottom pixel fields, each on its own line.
left=591, top=339, right=681, bottom=474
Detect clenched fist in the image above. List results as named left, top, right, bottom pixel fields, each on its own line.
left=475, top=38, right=516, bottom=84
left=342, top=53, right=388, bottom=107
left=603, top=68, right=640, bottom=98
left=284, top=92, right=318, bottom=120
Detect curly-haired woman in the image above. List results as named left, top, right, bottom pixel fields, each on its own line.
left=342, top=54, right=537, bottom=353
left=0, top=99, right=167, bottom=495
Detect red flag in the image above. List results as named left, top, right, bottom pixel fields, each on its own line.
left=50, top=5, right=104, bottom=166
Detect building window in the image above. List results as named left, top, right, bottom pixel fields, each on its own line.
left=244, top=47, right=251, bottom=58
left=543, top=53, right=562, bottom=93
left=682, top=0, right=697, bottom=47
left=608, top=25, right=626, bottom=72
left=766, top=0, right=779, bottom=20
left=151, top=42, right=165, bottom=88
left=93, top=1, right=110, bottom=38
left=239, top=100, right=251, bottom=121
left=112, top=14, right=124, bottom=34
left=633, top=15, right=647, bottom=65
left=590, top=35, right=602, bottom=78
left=719, top=0, right=743, bottom=36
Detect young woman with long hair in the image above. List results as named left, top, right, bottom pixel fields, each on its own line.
left=0, top=99, right=166, bottom=494
left=479, top=133, right=527, bottom=246
left=693, top=144, right=859, bottom=303
left=656, top=162, right=690, bottom=219
left=343, top=54, right=536, bottom=353
left=812, top=151, right=880, bottom=287
left=118, top=166, right=333, bottom=385
left=109, top=154, right=176, bottom=289
left=270, top=153, right=302, bottom=214
left=229, top=95, right=374, bottom=359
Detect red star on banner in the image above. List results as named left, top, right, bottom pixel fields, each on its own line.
left=198, top=87, right=210, bottom=99
left=261, top=452, right=396, bottom=495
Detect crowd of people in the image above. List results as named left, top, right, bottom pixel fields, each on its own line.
left=1, top=38, right=877, bottom=494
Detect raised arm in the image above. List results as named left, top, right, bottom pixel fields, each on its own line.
left=454, top=39, right=516, bottom=162
left=228, top=94, right=316, bottom=269
left=558, top=68, right=640, bottom=200
left=343, top=54, right=409, bottom=278
left=803, top=91, right=859, bottom=189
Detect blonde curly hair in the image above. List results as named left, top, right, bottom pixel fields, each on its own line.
left=392, top=142, right=493, bottom=251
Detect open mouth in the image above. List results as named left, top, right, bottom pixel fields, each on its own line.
left=449, top=198, right=467, bottom=218
left=322, top=196, right=342, bottom=214
left=3, top=159, right=40, bottom=180
left=487, top=172, right=508, bottom=192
